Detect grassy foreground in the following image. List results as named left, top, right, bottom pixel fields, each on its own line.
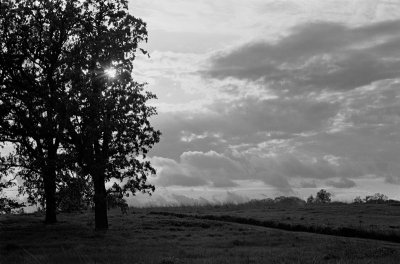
left=1, top=204, right=400, bottom=263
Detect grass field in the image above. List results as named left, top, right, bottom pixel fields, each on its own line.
left=146, top=202, right=400, bottom=241
left=1, top=203, right=400, bottom=263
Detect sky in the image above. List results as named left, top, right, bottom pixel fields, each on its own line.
left=125, top=0, right=400, bottom=206
left=126, top=0, right=400, bottom=205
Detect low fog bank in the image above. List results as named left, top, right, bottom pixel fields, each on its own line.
left=126, top=190, right=251, bottom=208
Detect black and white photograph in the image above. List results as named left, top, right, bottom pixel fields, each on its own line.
left=1, top=0, right=400, bottom=263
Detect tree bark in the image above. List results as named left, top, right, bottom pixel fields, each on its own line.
left=93, top=170, right=108, bottom=230
left=43, top=168, right=57, bottom=224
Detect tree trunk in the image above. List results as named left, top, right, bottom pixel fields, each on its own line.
left=43, top=169, right=57, bottom=224
left=93, top=171, right=108, bottom=230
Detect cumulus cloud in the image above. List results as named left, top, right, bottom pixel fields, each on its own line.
left=148, top=76, right=400, bottom=197
left=150, top=95, right=339, bottom=160
left=151, top=151, right=243, bottom=188
left=149, top=79, right=400, bottom=192
left=151, top=156, right=208, bottom=187
left=151, top=144, right=369, bottom=194
left=204, top=20, right=400, bottom=93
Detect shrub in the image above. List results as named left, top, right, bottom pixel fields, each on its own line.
left=306, top=195, right=314, bottom=204
left=274, top=196, right=306, bottom=206
left=353, top=196, right=363, bottom=204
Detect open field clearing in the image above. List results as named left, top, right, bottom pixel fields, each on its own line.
left=146, top=203, right=400, bottom=241
left=1, top=204, right=400, bottom=264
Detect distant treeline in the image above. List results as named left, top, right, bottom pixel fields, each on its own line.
left=246, top=189, right=400, bottom=207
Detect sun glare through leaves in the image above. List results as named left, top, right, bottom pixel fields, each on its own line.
left=105, top=68, right=117, bottom=78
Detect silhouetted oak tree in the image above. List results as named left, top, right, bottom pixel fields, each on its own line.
left=64, top=0, right=160, bottom=230
left=0, top=0, right=85, bottom=223
left=0, top=0, right=160, bottom=229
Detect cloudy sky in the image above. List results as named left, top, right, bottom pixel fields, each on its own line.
left=127, top=0, right=400, bottom=205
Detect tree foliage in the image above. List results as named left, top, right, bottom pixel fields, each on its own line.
left=0, top=0, right=86, bottom=223
left=0, top=178, right=24, bottom=214
left=0, top=0, right=160, bottom=228
left=62, top=0, right=160, bottom=230
left=315, top=189, right=332, bottom=203
left=57, top=173, right=93, bottom=213
left=106, top=183, right=128, bottom=214
left=365, top=193, right=388, bottom=204
left=307, top=189, right=332, bottom=204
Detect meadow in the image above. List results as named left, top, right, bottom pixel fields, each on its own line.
left=1, top=202, right=400, bottom=263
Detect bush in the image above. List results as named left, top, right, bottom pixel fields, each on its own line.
left=353, top=196, right=363, bottom=204
left=306, top=195, right=314, bottom=204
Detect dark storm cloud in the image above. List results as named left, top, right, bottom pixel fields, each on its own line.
left=326, top=178, right=356, bottom=189
left=204, top=20, right=400, bottom=93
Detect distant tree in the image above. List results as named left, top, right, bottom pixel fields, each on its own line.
left=246, top=198, right=274, bottom=208
left=315, top=189, right=332, bottom=203
left=0, top=175, right=24, bottom=214
left=387, top=199, right=400, bottom=204
left=365, top=193, right=388, bottom=204
left=274, top=196, right=306, bottom=206
left=306, top=195, right=315, bottom=204
left=353, top=196, right=363, bottom=204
